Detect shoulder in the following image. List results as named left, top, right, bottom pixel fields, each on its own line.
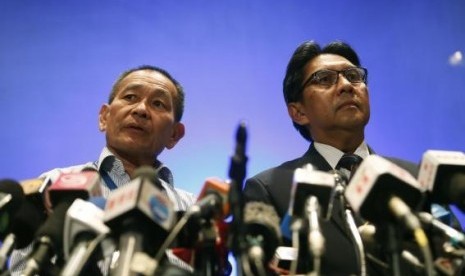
left=173, top=188, right=197, bottom=205
left=39, top=162, right=96, bottom=182
left=383, top=156, right=419, bottom=177
left=247, top=154, right=313, bottom=185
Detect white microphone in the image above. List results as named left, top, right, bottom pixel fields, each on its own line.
left=103, top=166, right=175, bottom=276
left=61, top=198, right=112, bottom=276
left=345, top=155, right=424, bottom=226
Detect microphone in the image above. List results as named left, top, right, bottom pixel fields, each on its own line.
left=288, top=165, right=336, bottom=275
left=0, top=179, right=24, bottom=222
left=417, top=150, right=465, bottom=211
left=280, top=167, right=342, bottom=240
left=344, top=155, right=424, bottom=226
left=241, top=201, right=281, bottom=276
left=418, top=211, right=465, bottom=248
left=103, top=166, right=176, bottom=276
left=21, top=170, right=102, bottom=276
left=358, top=224, right=425, bottom=270
left=0, top=179, right=25, bottom=271
left=170, top=178, right=231, bottom=276
left=20, top=177, right=52, bottom=214
left=288, top=164, right=335, bottom=219
left=61, top=197, right=111, bottom=276
left=345, top=155, right=435, bottom=276
left=188, top=177, right=230, bottom=219
left=227, top=122, right=248, bottom=266
left=0, top=180, right=48, bottom=272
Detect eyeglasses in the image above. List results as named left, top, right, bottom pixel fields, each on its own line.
left=302, top=67, right=368, bottom=88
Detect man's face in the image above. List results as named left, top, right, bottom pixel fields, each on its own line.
left=99, top=70, right=184, bottom=159
left=288, top=54, right=370, bottom=142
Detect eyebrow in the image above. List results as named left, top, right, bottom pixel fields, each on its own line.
left=121, top=84, right=172, bottom=97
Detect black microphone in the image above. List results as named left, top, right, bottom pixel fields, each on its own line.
left=0, top=180, right=48, bottom=272
left=0, top=179, right=25, bottom=271
left=241, top=201, right=281, bottom=276
left=21, top=170, right=102, bottom=276
left=227, top=122, right=248, bottom=275
left=103, top=166, right=176, bottom=276
left=417, top=150, right=465, bottom=211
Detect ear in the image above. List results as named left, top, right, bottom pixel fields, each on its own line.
left=287, top=102, right=309, bottom=126
left=98, top=104, right=110, bottom=132
left=166, top=122, right=185, bottom=149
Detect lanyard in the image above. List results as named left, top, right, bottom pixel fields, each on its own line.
left=99, top=168, right=118, bottom=191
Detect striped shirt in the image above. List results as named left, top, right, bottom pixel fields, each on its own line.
left=9, top=146, right=197, bottom=275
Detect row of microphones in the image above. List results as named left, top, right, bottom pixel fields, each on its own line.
left=1, top=122, right=273, bottom=276
left=22, top=169, right=102, bottom=276
left=277, top=150, right=465, bottom=275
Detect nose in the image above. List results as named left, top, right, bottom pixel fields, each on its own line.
left=132, top=101, right=149, bottom=119
left=337, top=73, right=355, bottom=94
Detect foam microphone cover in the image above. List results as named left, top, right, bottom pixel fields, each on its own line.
left=0, top=179, right=24, bottom=214
left=243, top=201, right=282, bottom=263
left=12, top=199, right=46, bottom=249
left=0, top=179, right=25, bottom=240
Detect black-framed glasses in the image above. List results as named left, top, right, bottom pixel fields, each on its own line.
left=302, top=67, right=368, bottom=88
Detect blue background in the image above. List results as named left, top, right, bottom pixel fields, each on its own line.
left=1, top=1, right=465, bottom=274
left=2, top=1, right=464, bottom=191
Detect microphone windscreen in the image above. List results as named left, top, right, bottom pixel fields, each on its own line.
left=35, top=200, right=74, bottom=251
left=243, top=201, right=281, bottom=262
left=0, top=179, right=24, bottom=213
left=12, top=200, right=46, bottom=248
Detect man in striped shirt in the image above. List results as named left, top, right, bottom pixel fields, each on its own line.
left=9, top=65, right=196, bottom=275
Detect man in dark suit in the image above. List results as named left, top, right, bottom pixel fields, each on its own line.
left=243, top=40, right=422, bottom=275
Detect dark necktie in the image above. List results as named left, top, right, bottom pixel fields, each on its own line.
left=335, top=153, right=365, bottom=228
left=335, top=153, right=363, bottom=180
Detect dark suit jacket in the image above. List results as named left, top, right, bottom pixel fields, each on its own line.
left=243, top=143, right=419, bottom=275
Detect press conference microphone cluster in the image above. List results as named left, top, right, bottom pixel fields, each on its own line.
left=278, top=164, right=367, bottom=275
left=345, top=155, right=435, bottom=276
left=21, top=169, right=102, bottom=276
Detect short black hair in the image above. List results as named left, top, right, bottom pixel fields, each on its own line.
left=283, top=40, right=363, bottom=141
left=109, top=65, right=185, bottom=122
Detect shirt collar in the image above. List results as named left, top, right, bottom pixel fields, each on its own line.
left=96, top=146, right=175, bottom=186
left=313, top=141, right=370, bottom=169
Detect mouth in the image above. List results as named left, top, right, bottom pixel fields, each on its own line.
left=338, top=100, right=359, bottom=110
left=124, top=123, right=147, bottom=133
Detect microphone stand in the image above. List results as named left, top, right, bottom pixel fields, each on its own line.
left=331, top=170, right=367, bottom=276
left=386, top=224, right=402, bottom=276
left=305, top=196, right=324, bottom=276
left=194, top=220, right=219, bottom=276
left=227, top=122, right=248, bottom=276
